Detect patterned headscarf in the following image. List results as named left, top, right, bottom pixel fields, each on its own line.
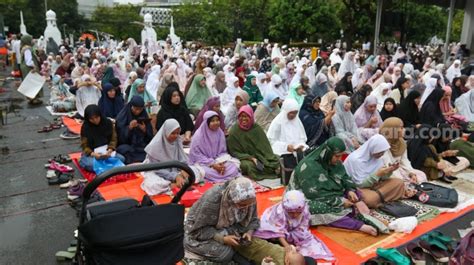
left=216, top=177, right=256, bottom=229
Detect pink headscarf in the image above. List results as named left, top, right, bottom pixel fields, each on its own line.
left=237, top=105, right=254, bottom=131
left=439, top=86, right=453, bottom=114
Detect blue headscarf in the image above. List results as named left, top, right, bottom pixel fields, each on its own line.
left=115, top=96, right=153, bottom=146
left=261, top=91, right=279, bottom=112
left=98, top=83, right=125, bottom=119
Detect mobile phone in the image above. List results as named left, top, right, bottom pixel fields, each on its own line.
left=331, top=99, right=336, bottom=109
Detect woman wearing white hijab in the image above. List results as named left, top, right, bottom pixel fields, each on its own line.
left=370, top=82, right=393, bottom=111
left=256, top=72, right=270, bottom=97
left=223, top=64, right=235, bottom=85
left=141, top=119, right=202, bottom=195
left=176, top=59, right=192, bottom=91
left=420, top=77, right=438, bottom=107
left=337, top=51, right=356, bottom=77
left=266, top=98, right=308, bottom=156
left=145, top=65, right=161, bottom=101
left=203, top=67, right=217, bottom=95
left=351, top=68, right=364, bottom=91
left=329, top=48, right=342, bottom=65
left=446, top=60, right=461, bottom=83
left=343, top=134, right=407, bottom=208
left=220, top=76, right=241, bottom=112
left=455, top=88, right=474, bottom=122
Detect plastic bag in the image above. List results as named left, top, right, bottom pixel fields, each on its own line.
left=388, top=216, right=418, bottom=233
left=93, top=157, right=125, bottom=175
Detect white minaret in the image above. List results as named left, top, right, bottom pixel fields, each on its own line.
left=141, top=13, right=157, bottom=46
left=43, top=10, right=62, bottom=46
left=19, top=11, right=28, bottom=35
left=168, top=15, right=180, bottom=46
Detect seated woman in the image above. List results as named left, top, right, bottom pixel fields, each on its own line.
left=128, top=78, right=157, bottom=114
left=254, top=92, right=280, bottom=133
left=344, top=134, right=408, bottom=209
left=50, top=75, right=75, bottom=113
left=398, top=90, right=421, bottom=129
left=350, top=84, right=372, bottom=113
left=450, top=133, right=474, bottom=168
left=98, top=83, right=125, bottom=119
left=320, top=91, right=338, bottom=115
left=254, top=190, right=334, bottom=260
left=79, top=105, right=125, bottom=172
left=221, top=76, right=242, bottom=112
left=224, top=89, right=249, bottom=130
left=184, top=177, right=303, bottom=264
left=115, top=96, right=154, bottom=164
left=155, top=83, right=193, bottom=143
left=389, top=77, right=410, bottom=104
left=287, top=82, right=306, bottom=107
left=299, top=94, right=334, bottom=148
left=243, top=74, right=263, bottom=109
left=267, top=98, right=308, bottom=170
left=287, top=137, right=377, bottom=236
left=332, top=95, right=363, bottom=152
left=432, top=124, right=471, bottom=181
left=370, top=83, right=392, bottom=112
left=380, top=98, right=398, bottom=121
left=185, top=74, right=212, bottom=116
left=227, top=105, right=280, bottom=180
left=419, top=88, right=447, bottom=127
left=439, top=86, right=467, bottom=130
left=141, top=119, right=201, bottom=195
left=454, top=87, right=474, bottom=122
left=193, top=96, right=226, bottom=134
left=379, top=117, right=427, bottom=188
left=354, top=95, right=383, bottom=141
left=75, top=75, right=102, bottom=118
left=188, top=111, right=241, bottom=183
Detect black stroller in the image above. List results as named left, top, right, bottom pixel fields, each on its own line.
left=75, top=161, right=195, bottom=265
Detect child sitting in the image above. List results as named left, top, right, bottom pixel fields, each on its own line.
left=254, top=190, right=334, bottom=261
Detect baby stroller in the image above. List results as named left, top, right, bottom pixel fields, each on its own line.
left=75, top=161, right=195, bottom=265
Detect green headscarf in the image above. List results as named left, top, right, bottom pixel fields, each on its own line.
left=289, top=136, right=356, bottom=215
left=243, top=75, right=263, bottom=106
left=185, top=74, right=211, bottom=111
left=20, top=35, right=33, bottom=47
left=287, top=82, right=305, bottom=107
left=128, top=78, right=157, bottom=110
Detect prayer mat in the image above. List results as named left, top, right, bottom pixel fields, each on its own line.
left=371, top=200, right=440, bottom=224
left=62, top=116, right=82, bottom=134
left=45, top=106, right=76, bottom=116
left=70, top=152, right=139, bottom=187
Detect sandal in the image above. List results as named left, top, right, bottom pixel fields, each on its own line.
left=45, top=170, right=57, bottom=179
left=59, top=179, right=79, bottom=189
left=405, top=242, right=426, bottom=265
left=55, top=251, right=75, bottom=261
left=418, top=235, right=450, bottom=263
left=37, top=126, right=52, bottom=133
left=376, top=248, right=410, bottom=265
left=364, top=257, right=395, bottom=265
left=427, top=231, right=455, bottom=251
left=48, top=173, right=72, bottom=185
left=45, top=161, right=74, bottom=173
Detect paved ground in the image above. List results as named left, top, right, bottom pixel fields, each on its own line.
left=0, top=67, right=80, bottom=265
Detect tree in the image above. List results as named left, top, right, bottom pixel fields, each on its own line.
left=1, top=0, right=84, bottom=38
left=90, top=4, right=143, bottom=41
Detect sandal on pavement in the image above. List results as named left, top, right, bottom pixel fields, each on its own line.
left=45, top=170, right=57, bottom=179
left=364, top=257, right=395, bottom=265
left=55, top=251, right=75, bottom=261
left=60, top=179, right=79, bottom=189
left=418, top=235, right=450, bottom=263
left=376, top=248, right=410, bottom=265
left=48, top=173, right=72, bottom=185
left=45, top=161, right=74, bottom=173
left=405, top=242, right=426, bottom=265
left=37, top=126, right=52, bottom=133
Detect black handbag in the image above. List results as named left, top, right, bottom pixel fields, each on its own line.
left=379, top=201, right=418, bottom=218
left=414, top=182, right=458, bottom=208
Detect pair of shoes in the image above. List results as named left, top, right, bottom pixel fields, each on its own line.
left=45, top=161, right=74, bottom=173
left=48, top=154, right=72, bottom=164
left=60, top=179, right=79, bottom=189
left=46, top=170, right=57, bottom=179
left=67, top=183, right=85, bottom=200
left=375, top=248, right=410, bottom=265
left=60, top=129, right=80, bottom=140
left=418, top=232, right=454, bottom=263
left=37, top=126, right=53, bottom=133
left=48, top=173, right=73, bottom=185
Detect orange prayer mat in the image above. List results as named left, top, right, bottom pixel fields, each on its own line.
left=70, top=158, right=473, bottom=264
left=62, top=116, right=82, bottom=135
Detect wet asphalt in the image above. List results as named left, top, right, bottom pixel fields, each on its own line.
left=0, top=67, right=80, bottom=265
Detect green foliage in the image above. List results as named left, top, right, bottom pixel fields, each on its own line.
left=90, top=4, right=142, bottom=41
left=1, top=0, right=84, bottom=38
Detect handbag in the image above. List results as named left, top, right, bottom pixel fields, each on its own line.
left=414, top=182, right=458, bottom=208
left=93, top=157, right=125, bottom=175
left=379, top=201, right=418, bottom=218
left=449, top=230, right=474, bottom=265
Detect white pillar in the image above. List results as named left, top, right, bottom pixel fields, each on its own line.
left=460, top=0, right=474, bottom=55
left=374, top=0, right=383, bottom=56
left=444, top=0, right=456, bottom=63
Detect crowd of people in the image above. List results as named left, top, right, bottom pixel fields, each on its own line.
left=3, top=32, right=474, bottom=264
